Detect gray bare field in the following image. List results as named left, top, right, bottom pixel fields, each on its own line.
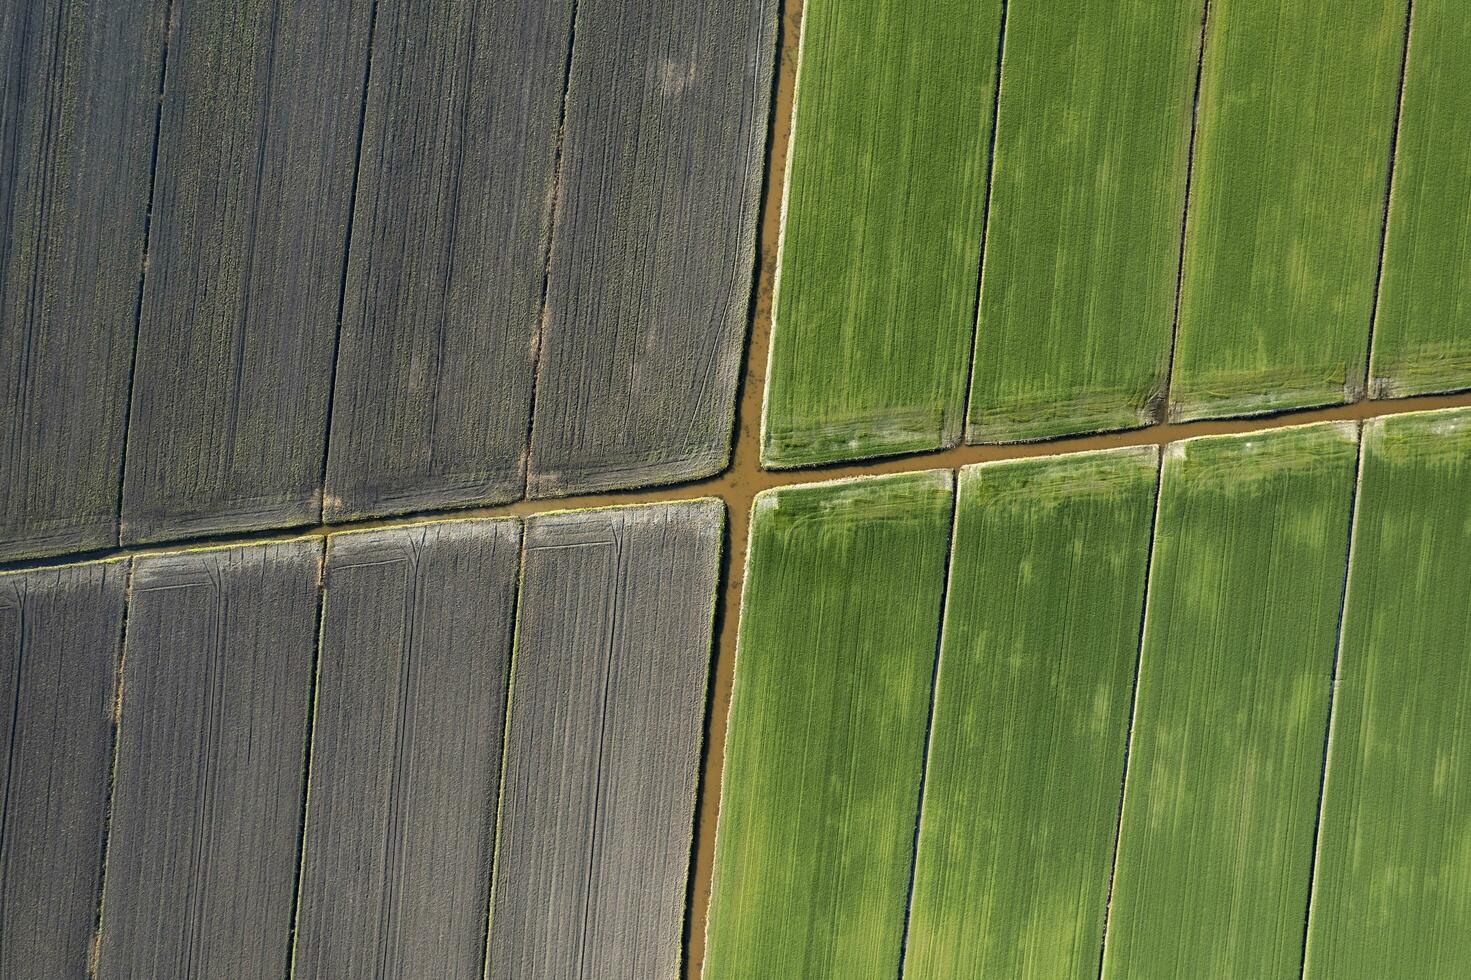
left=97, top=540, right=320, bottom=977
left=0, top=560, right=126, bottom=978
left=487, top=500, right=722, bottom=979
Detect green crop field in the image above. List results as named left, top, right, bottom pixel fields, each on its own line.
left=756, top=0, right=1464, bottom=469
left=1101, top=423, right=1359, bottom=977
left=967, top=1, right=1202, bottom=443
left=762, top=0, right=1002, bottom=468
left=704, top=471, right=954, bottom=978
left=904, top=447, right=1158, bottom=979
left=1369, top=1, right=1471, bottom=398
left=709, top=416, right=1471, bottom=976
left=1304, top=408, right=1471, bottom=977
left=1168, top=0, right=1406, bottom=420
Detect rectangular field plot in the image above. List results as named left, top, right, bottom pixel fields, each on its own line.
left=704, top=472, right=953, bottom=978
left=1368, top=1, right=1471, bottom=398
left=97, top=541, right=321, bottom=978
left=761, top=0, right=1002, bottom=467
left=904, top=448, right=1158, bottom=979
left=1169, top=0, right=1406, bottom=420
left=3, top=497, right=726, bottom=974
left=1304, top=408, right=1471, bottom=977
left=0, top=561, right=126, bottom=979
left=487, top=501, right=722, bottom=979
left=0, top=0, right=163, bottom=559
left=294, top=520, right=520, bottom=979
left=526, top=0, right=776, bottom=496
left=323, top=0, right=572, bottom=521
left=1101, top=423, right=1359, bottom=977
left=967, top=0, right=1202, bottom=443
left=120, top=0, right=373, bottom=542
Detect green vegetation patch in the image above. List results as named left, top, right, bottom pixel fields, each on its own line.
left=1102, top=422, right=1359, bottom=977
left=968, top=0, right=1202, bottom=443
left=762, top=0, right=1002, bottom=467
left=1170, top=0, right=1406, bottom=420
left=1305, top=408, right=1471, bottom=977
left=704, top=471, right=954, bottom=977
left=1369, top=2, right=1471, bottom=397
left=905, top=447, right=1159, bottom=979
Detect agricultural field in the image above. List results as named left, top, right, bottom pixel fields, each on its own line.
left=708, top=408, right=1471, bottom=978
left=704, top=471, right=955, bottom=976
left=0, top=562, right=126, bottom=978
left=2, top=0, right=1469, bottom=977
left=1305, top=410, right=1471, bottom=977
left=904, top=448, right=1158, bottom=978
left=0, top=501, right=722, bottom=978
left=296, top=523, right=521, bottom=977
left=1168, top=0, right=1404, bottom=420
left=119, top=0, right=372, bottom=543
left=0, top=0, right=774, bottom=560
left=487, top=503, right=722, bottom=978
left=1102, top=423, right=1358, bottom=976
left=764, top=0, right=1464, bottom=467
left=761, top=0, right=1001, bottom=467
left=1368, top=0, right=1471, bottom=398
left=99, top=540, right=324, bottom=976
left=967, top=1, right=1201, bottom=443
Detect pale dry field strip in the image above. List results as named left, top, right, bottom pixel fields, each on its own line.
left=98, top=540, right=323, bottom=977
left=0, top=0, right=775, bottom=561
left=0, top=500, right=721, bottom=979
left=322, top=0, right=573, bottom=522
left=119, top=0, right=370, bottom=543
left=486, top=503, right=721, bottom=979
left=707, top=405, right=1471, bottom=978
left=764, top=0, right=1470, bottom=467
left=294, top=522, right=520, bottom=977
left=0, top=562, right=124, bottom=978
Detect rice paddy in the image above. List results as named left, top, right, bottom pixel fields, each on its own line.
left=708, top=409, right=1471, bottom=979
left=968, top=1, right=1201, bottom=443
left=1101, top=423, right=1358, bottom=977
left=759, top=0, right=1457, bottom=467
left=1167, top=0, right=1406, bottom=420
left=761, top=0, right=1001, bottom=467
left=1304, top=409, right=1471, bottom=977
left=903, top=448, right=1158, bottom=978
left=1368, top=0, right=1471, bottom=398
left=704, top=471, right=954, bottom=977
